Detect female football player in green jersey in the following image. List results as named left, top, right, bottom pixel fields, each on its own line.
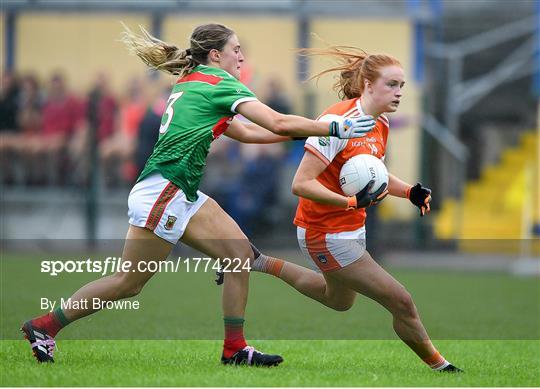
left=22, top=23, right=377, bottom=366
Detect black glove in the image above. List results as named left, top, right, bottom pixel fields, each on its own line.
left=407, top=183, right=432, bottom=217
left=350, top=180, right=388, bottom=209
left=215, top=266, right=224, bottom=285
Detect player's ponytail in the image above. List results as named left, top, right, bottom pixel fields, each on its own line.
left=300, top=46, right=402, bottom=100
left=121, top=23, right=235, bottom=78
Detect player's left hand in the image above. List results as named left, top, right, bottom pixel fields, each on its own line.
left=407, top=183, right=432, bottom=217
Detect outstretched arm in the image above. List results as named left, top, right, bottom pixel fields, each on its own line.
left=235, top=100, right=375, bottom=139
left=224, top=117, right=293, bottom=144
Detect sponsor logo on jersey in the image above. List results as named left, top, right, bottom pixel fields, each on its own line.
left=164, top=215, right=177, bottom=230
left=367, top=144, right=378, bottom=155
left=352, top=137, right=377, bottom=147
left=319, top=137, right=330, bottom=146
left=317, top=253, right=328, bottom=264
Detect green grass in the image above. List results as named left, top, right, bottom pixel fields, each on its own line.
left=1, top=253, right=539, bottom=386
left=1, top=340, right=539, bottom=386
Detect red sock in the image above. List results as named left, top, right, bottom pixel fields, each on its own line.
left=30, top=312, right=63, bottom=338
left=223, top=317, right=247, bottom=359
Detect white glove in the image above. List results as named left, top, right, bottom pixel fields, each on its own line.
left=329, top=115, right=375, bottom=139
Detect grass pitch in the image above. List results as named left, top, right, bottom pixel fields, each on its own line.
left=1, top=339, right=539, bottom=386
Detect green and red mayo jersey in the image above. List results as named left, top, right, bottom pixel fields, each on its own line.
left=137, top=65, right=257, bottom=202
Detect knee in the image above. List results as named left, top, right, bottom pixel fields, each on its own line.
left=392, top=289, right=417, bottom=318
left=220, top=248, right=252, bottom=279
left=330, top=301, right=354, bottom=312
left=326, top=295, right=354, bottom=312
left=111, top=272, right=145, bottom=299
left=125, top=283, right=144, bottom=298
left=224, top=243, right=253, bottom=268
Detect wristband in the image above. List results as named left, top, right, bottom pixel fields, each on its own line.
left=346, top=196, right=357, bottom=210
left=329, top=121, right=338, bottom=137
left=405, top=185, right=413, bottom=199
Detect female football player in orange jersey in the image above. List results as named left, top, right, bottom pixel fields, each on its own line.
left=250, top=46, right=462, bottom=372
left=21, top=27, right=376, bottom=366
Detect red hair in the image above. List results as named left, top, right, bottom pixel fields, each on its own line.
left=300, top=46, right=402, bottom=100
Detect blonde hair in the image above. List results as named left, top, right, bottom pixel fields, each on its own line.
left=120, top=23, right=235, bottom=78
left=300, top=46, right=402, bottom=100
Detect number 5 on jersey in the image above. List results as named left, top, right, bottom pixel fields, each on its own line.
left=159, top=91, right=184, bottom=134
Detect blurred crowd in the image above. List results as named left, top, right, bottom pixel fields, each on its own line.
left=0, top=71, right=170, bottom=188
left=0, top=70, right=298, bottom=234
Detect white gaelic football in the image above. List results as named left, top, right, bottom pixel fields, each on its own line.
left=339, top=154, right=389, bottom=196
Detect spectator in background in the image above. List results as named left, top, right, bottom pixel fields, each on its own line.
left=28, top=73, right=86, bottom=185
left=264, top=76, right=292, bottom=115
left=233, top=139, right=285, bottom=235
left=0, top=71, right=20, bottom=130
left=134, top=80, right=168, bottom=178
left=100, top=77, right=145, bottom=187
left=87, top=73, right=117, bottom=144
left=230, top=76, right=291, bottom=234
left=11, top=74, right=43, bottom=185
left=17, top=75, right=42, bottom=135
left=0, top=71, right=21, bottom=184
left=264, top=75, right=306, bottom=163
left=71, top=73, right=118, bottom=186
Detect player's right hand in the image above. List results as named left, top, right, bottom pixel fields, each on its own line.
left=347, top=180, right=389, bottom=209
left=329, top=115, right=376, bottom=139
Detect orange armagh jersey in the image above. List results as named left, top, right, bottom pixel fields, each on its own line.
left=294, top=98, right=389, bottom=233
